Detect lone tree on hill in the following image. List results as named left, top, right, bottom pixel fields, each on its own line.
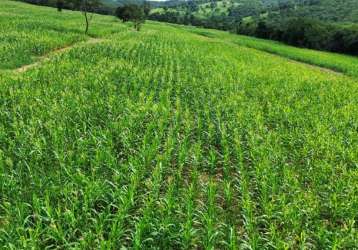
left=68, top=0, right=101, bottom=34
left=115, top=4, right=147, bottom=31
left=81, top=0, right=101, bottom=34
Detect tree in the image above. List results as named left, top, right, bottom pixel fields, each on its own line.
left=132, top=7, right=146, bottom=31
left=68, top=0, right=101, bottom=34
left=143, top=1, right=151, bottom=17
left=115, top=6, right=130, bottom=22
left=56, top=0, right=64, bottom=12
left=278, top=0, right=295, bottom=12
left=186, top=1, right=199, bottom=12
left=81, top=0, right=101, bottom=34
left=256, top=20, right=269, bottom=38
left=115, top=4, right=146, bottom=31
left=210, top=1, right=217, bottom=10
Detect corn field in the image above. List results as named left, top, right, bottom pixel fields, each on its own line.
left=0, top=1, right=357, bottom=249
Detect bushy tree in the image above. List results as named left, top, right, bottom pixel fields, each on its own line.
left=116, top=4, right=146, bottom=31
left=115, top=5, right=131, bottom=22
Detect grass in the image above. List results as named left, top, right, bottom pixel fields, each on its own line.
left=1, top=1, right=358, bottom=249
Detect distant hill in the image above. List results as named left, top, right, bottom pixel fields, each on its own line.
left=148, top=0, right=358, bottom=55
left=149, top=0, right=358, bottom=24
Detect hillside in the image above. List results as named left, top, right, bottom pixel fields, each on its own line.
left=15, top=1, right=358, bottom=54
left=1, top=0, right=358, bottom=249
left=149, top=0, right=358, bottom=55
left=150, top=0, right=358, bottom=23
left=282, top=0, right=358, bottom=23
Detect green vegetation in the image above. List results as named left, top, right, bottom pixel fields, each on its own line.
left=181, top=26, right=358, bottom=78
left=280, top=0, right=358, bottom=23
left=150, top=0, right=358, bottom=25
left=115, top=3, right=149, bottom=31
left=148, top=0, right=358, bottom=55
left=0, top=1, right=120, bottom=69
left=0, top=4, right=83, bottom=69
left=1, top=1, right=358, bottom=249
left=230, top=34, right=358, bottom=78
left=14, top=1, right=358, bottom=54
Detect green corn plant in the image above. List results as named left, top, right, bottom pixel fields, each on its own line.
left=0, top=1, right=358, bottom=248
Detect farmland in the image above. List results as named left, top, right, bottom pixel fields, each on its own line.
left=1, top=0, right=358, bottom=249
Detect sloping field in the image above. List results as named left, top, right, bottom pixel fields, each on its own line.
left=0, top=1, right=357, bottom=249
left=181, top=25, right=358, bottom=78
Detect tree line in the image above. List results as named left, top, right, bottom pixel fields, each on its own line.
left=21, top=0, right=113, bottom=14
left=18, top=0, right=150, bottom=33
left=238, top=18, right=358, bottom=55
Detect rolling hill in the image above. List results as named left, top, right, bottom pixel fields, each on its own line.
left=1, top=0, right=358, bottom=249
left=148, top=0, right=358, bottom=23
left=148, top=0, right=358, bottom=55
left=15, top=1, right=358, bottom=55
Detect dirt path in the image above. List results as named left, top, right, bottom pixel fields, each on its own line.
left=232, top=43, right=345, bottom=77
left=258, top=49, right=344, bottom=76
left=15, top=37, right=105, bottom=73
